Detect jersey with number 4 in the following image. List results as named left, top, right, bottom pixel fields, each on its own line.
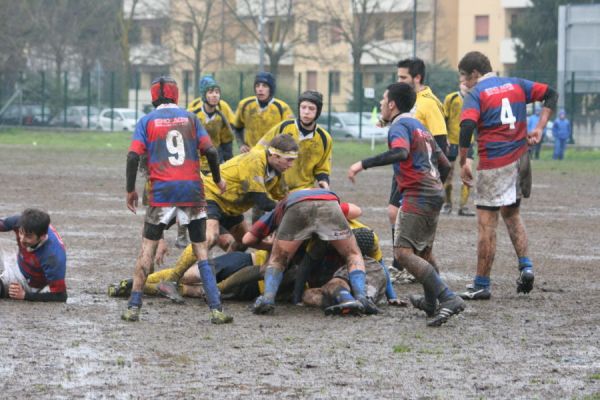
left=389, top=115, right=447, bottom=215
left=129, top=104, right=213, bottom=207
left=461, top=76, right=548, bottom=170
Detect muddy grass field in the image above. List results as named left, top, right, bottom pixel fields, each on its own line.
left=0, top=137, right=599, bottom=399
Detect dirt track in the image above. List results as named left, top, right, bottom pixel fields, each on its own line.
left=0, top=144, right=599, bottom=399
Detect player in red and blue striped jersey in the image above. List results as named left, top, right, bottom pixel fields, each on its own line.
left=0, top=209, right=67, bottom=302
left=123, top=76, right=232, bottom=324
left=348, top=83, right=466, bottom=327
left=457, top=51, right=558, bottom=300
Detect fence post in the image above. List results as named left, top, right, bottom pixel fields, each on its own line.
left=63, top=71, right=68, bottom=128
left=134, top=71, right=139, bottom=121
left=40, top=71, right=46, bottom=124
left=327, top=71, right=333, bottom=133
left=358, top=72, right=363, bottom=139
left=110, top=71, right=115, bottom=131
left=184, top=70, right=189, bottom=107
left=297, top=72, right=302, bottom=99
left=570, top=71, right=575, bottom=144
left=87, top=71, right=92, bottom=128
left=239, top=72, right=244, bottom=102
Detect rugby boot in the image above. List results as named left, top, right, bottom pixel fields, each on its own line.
left=409, top=294, right=436, bottom=317
left=251, top=295, right=275, bottom=315
left=459, top=284, right=491, bottom=300
left=516, top=268, right=535, bottom=294
left=441, top=203, right=452, bottom=215
left=458, top=206, right=475, bottom=217
left=357, top=295, right=381, bottom=315
left=108, top=278, right=133, bottom=298
left=426, top=296, right=465, bottom=327
left=324, top=299, right=364, bottom=316
left=121, top=305, right=141, bottom=322
left=210, top=308, right=234, bottom=324
left=156, top=281, right=185, bottom=304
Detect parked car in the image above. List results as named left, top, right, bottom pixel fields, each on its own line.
left=0, top=104, right=51, bottom=126
left=97, top=108, right=145, bottom=131
left=317, top=112, right=387, bottom=139
left=50, top=106, right=100, bottom=129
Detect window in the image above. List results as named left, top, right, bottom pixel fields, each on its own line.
left=330, top=19, right=342, bottom=44
left=509, top=13, right=518, bottom=35
left=307, top=71, right=317, bottom=90
left=151, top=27, right=162, bottom=45
left=129, top=23, right=141, bottom=45
left=330, top=71, right=340, bottom=94
left=373, top=17, right=385, bottom=41
left=308, top=20, right=319, bottom=44
left=402, top=19, right=413, bottom=41
left=475, top=15, right=489, bottom=42
left=183, top=23, right=193, bottom=46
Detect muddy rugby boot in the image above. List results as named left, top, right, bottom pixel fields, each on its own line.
left=458, top=206, right=475, bottom=217
left=108, top=279, right=133, bottom=298
left=409, top=294, right=436, bottom=317
left=426, top=296, right=465, bottom=327
left=441, top=203, right=452, bottom=215
left=121, top=305, right=141, bottom=322
left=516, top=268, right=535, bottom=294
left=459, top=284, right=491, bottom=301
left=251, top=295, right=275, bottom=315
left=324, top=299, right=364, bottom=316
left=156, top=281, right=185, bottom=304
left=210, top=309, right=234, bottom=324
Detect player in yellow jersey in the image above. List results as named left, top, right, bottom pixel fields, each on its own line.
left=442, top=85, right=475, bottom=216
left=232, top=71, right=293, bottom=152
left=187, top=75, right=236, bottom=169
left=255, top=91, right=332, bottom=191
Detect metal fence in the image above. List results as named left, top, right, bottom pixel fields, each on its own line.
left=1, top=68, right=598, bottom=143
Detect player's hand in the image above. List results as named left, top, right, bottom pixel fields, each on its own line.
left=216, top=180, right=227, bottom=194
left=347, top=161, right=364, bottom=184
left=317, top=180, right=329, bottom=189
left=461, top=163, right=473, bottom=188
left=126, top=191, right=138, bottom=214
left=388, top=298, right=408, bottom=307
left=154, top=238, right=168, bottom=266
left=239, top=144, right=250, bottom=153
left=8, top=283, right=26, bottom=300
left=527, top=127, right=542, bottom=145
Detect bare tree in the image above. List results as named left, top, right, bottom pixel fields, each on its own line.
left=116, top=0, right=140, bottom=103
left=0, top=1, right=31, bottom=89
left=223, top=0, right=303, bottom=77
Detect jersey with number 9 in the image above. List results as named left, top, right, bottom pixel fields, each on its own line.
left=460, top=76, right=548, bottom=170
left=129, top=105, right=213, bottom=207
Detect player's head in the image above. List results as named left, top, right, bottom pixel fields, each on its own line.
left=151, top=76, right=179, bottom=107
left=254, top=71, right=276, bottom=101
left=458, top=51, right=492, bottom=89
left=199, top=75, right=220, bottom=106
left=381, top=82, right=415, bottom=120
left=298, top=90, right=323, bottom=124
left=266, top=134, right=298, bottom=173
left=18, top=208, right=50, bottom=248
left=352, top=227, right=376, bottom=257
left=397, top=57, right=426, bottom=88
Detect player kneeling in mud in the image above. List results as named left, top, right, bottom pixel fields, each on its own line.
left=0, top=209, right=67, bottom=302
left=348, top=82, right=465, bottom=327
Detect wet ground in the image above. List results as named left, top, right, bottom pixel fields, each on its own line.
left=0, top=144, right=599, bottom=399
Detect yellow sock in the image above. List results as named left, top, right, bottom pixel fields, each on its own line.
left=143, top=268, right=176, bottom=295
left=460, top=185, right=471, bottom=208
left=170, top=245, right=198, bottom=281
left=444, top=182, right=453, bottom=204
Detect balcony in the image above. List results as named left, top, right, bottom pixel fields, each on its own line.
left=235, top=43, right=294, bottom=66
left=501, top=0, right=532, bottom=9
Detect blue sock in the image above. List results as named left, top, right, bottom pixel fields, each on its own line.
left=380, top=261, right=398, bottom=300
left=518, top=257, right=533, bottom=271
left=334, top=288, right=355, bottom=304
left=349, top=269, right=366, bottom=298
left=198, top=260, right=221, bottom=310
left=474, top=275, right=490, bottom=290
left=128, top=291, right=143, bottom=308
left=263, top=267, right=284, bottom=302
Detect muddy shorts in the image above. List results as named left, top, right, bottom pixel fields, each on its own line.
left=476, top=152, right=531, bottom=208
left=206, top=200, right=245, bottom=230
left=145, top=206, right=207, bottom=226
left=276, top=201, right=352, bottom=241
left=332, top=257, right=387, bottom=303
left=393, top=210, right=439, bottom=252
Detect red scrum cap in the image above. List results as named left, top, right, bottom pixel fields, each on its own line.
left=150, top=76, right=179, bottom=107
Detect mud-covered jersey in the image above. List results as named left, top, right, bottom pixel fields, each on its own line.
left=255, top=119, right=332, bottom=190
left=0, top=216, right=67, bottom=293
left=461, top=75, right=548, bottom=170
left=129, top=104, right=212, bottom=207
left=414, top=86, right=447, bottom=137
left=250, top=189, right=340, bottom=241
left=388, top=115, right=448, bottom=215
left=204, top=150, right=287, bottom=216
left=232, top=96, right=293, bottom=148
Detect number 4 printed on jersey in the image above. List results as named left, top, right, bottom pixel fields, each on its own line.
left=166, top=130, right=185, bottom=166
left=500, top=98, right=516, bottom=129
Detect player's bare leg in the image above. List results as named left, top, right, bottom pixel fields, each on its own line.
left=122, top=238, right=159, bottom=321
left=501, top=205, right=534, bottom=293
left=205, top=219, right=221, bottom=250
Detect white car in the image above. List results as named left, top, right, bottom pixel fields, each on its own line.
left=317, top=112, right=387, bottom=139
left=98, top=108, right=145, bottom=131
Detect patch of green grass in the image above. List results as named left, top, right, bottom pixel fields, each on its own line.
left=0, top=128, right=130, bottom=151
left=393, top=344, right=411, bottom=354
left=116, top=356, right=126, bottom=367
left=589, top=373, right=600, bottom=380
left=576, top=393, right=600, bottom=400
left=417, top=348, right=443, bottom=355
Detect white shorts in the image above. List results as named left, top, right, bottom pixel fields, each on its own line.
left=145, top=206, right=207, bottom=226
left=1, top=251, right=50, bottom=294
